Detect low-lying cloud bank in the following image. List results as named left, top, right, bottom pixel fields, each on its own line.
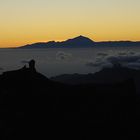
left=107, top=55, right=140, bottom=64
left=56, top=51, right=72, bottom=61
left=86, top=52, right=140, bottom=70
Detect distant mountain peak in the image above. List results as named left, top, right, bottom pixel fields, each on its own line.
left=76, top=35, right=90, bottom=39
left=74, top=35, right=88, bottom=39
left=19, top=35, right=95, bottom=49
left=67, top=35, right=94, bottom=41
left=18, top=35, right=140, bottom=49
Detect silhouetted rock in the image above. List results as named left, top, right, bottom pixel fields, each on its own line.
left=0, top=60, right=56, bottom=95
left=0, top=60, right=139, bottom=139
left=28, top=59, right=36, bottom=72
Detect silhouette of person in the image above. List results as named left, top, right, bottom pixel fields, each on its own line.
left=29, top=59, right=36, bottom=72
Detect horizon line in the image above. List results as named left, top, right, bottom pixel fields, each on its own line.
left=1, top=35, right=140, bottom=48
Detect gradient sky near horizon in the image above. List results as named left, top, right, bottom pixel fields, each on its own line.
left=0, top=0, right=140, bottom=48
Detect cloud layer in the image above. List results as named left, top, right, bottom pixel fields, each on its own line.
left=56, top=51, right=72, bottom=61
left=85, top=51, right=140, bottom=70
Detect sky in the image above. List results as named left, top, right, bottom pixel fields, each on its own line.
left=0, top=0, right=140, bottom=48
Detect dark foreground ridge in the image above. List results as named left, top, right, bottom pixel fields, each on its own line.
left=0, top=60, right=140, bottom=139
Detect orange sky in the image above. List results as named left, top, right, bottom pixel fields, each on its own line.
left=0, top=0, right=140, bottom=48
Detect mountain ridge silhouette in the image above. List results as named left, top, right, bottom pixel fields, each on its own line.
left=0, top=59, right=139, bottom=139
left=19, top=35, right=95, bottom=48
left=18, top=35, right=140, bottom=49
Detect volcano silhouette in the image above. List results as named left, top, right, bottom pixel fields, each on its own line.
left=19, top=35, right=140, bottom=49
left=20, top=35, right=95, bottom=48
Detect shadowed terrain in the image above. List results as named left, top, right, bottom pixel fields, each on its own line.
left=0, top=60, right=140, bottom=139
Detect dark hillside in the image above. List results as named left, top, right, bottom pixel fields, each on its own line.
left=0, top=60, right=139, bottom=139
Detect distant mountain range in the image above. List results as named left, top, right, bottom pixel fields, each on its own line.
left=51, top=65, right=136, bottom=85
left=19, top=35, right=140, bottom=48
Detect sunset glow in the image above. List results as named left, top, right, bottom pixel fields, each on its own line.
left=0, top=0, right=140, bottom=48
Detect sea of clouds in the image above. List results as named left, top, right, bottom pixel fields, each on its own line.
left=85, top=51, right=140, bottom=70
left=0, top=47, right=140, bottom=77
